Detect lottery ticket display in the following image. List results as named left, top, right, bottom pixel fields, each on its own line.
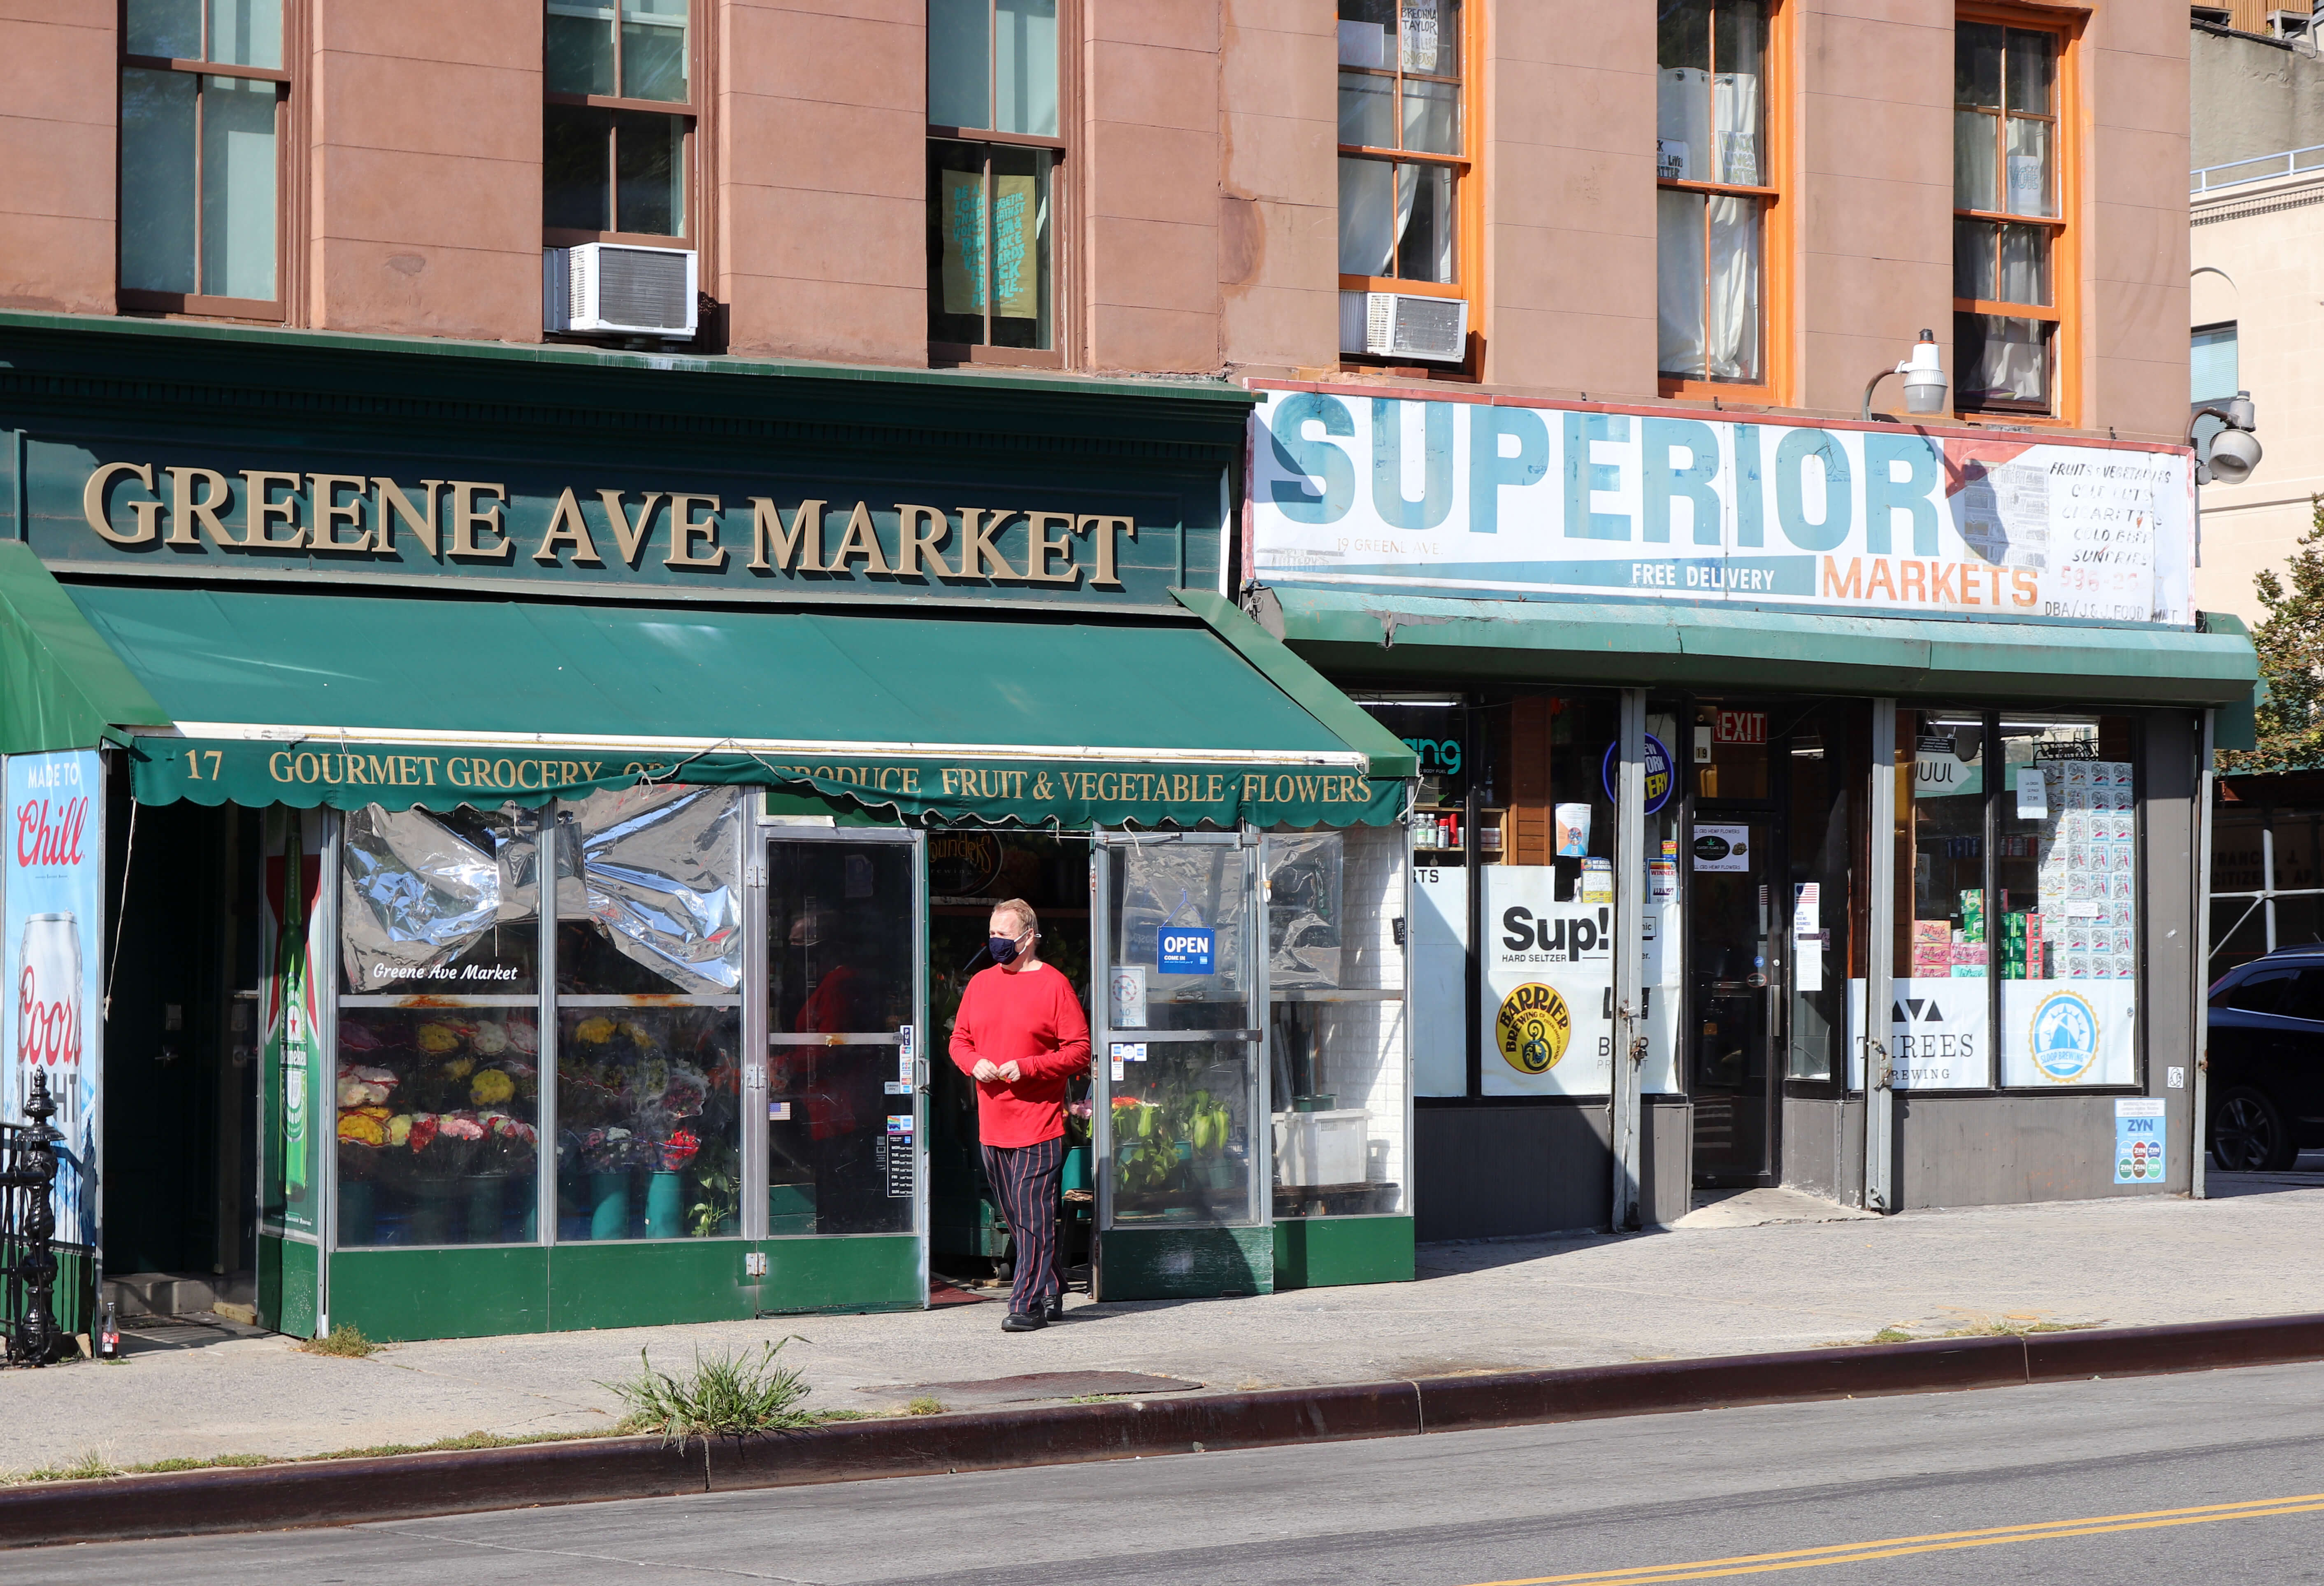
left=1997, top=757, right=2138, bottom=1087
left=2031, top=758, right=2136, bottom=981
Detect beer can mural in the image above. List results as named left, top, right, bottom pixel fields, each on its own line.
left=3, top=751, right=104, bottom=1249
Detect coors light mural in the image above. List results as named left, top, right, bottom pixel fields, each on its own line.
left=5, top=751, right=104, bottom=1249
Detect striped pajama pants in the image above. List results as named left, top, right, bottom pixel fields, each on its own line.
left=983, top=1135, right=1066, bottom=1317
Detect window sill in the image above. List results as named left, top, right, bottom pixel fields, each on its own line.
left=544, top=230, right=695, bottom=251
left=119, top=290, right=285, bottom=323
left=1335, top=355, right=1477, bottom=383
left=1658, top=377, right=1781, bottom=407
left=928, top=343, right=1064, bottom=370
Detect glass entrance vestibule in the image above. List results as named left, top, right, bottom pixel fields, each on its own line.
left=273, top=786, right=1417, bottom=1339
left=1360, top=687, right=2207, bottom=1230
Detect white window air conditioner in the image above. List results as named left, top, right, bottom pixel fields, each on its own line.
left=544, top=243, right=698, bottom=337
left=1339, top=289, right=1468, bottom=363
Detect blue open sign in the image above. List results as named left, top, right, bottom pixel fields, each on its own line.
left=1157, top=926, right=1215, bottom=974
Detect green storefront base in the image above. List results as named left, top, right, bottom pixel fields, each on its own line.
left=1272, top=1215, right=1414, bottom=1291
left=1097, top=1224, right=1274, bottom=1301
left=257, top=1233, right=320, bottom=1338
left=322, top=1236, right=921, bottom=1343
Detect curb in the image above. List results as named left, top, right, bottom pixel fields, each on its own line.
left=7, top=1312, right=2323, bottom=1549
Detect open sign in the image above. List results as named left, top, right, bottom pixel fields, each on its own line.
left=1157, top=926, right=1215, bottom=974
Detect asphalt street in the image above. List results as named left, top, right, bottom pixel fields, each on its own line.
left=14, top=1359, right=2324, bottom=1584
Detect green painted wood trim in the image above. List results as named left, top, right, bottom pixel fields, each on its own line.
left=330, top=1245, right=548, bottom=1342
left=547, top=1239, right=758, bottom=1331
left=1096, top=1224, right=1273, bottom=1300
left=752, top=1235, right=924, bottom=1316
left=258, top=1235, right=319, bottom=1337
left=1172, top=587, right=1419, bottom=779
left=0, top=541, right=168, bottom=752
left=0, top=311, right=1255, bottom=430
left=1271, top=1215, right=1415, bottom=1290
left=1270, top=588, right=2261, bottom=707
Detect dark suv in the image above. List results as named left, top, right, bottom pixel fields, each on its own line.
left=2207, top=947, right=2324, bottom=1170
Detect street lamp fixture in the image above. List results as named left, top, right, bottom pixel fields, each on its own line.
left=2189, top=392, right=2261, bottom=486
left=1861, top=330, right=1949, bottom=422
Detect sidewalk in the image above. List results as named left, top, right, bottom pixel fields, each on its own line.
left=8, top=1171, right=2323, bottom=1478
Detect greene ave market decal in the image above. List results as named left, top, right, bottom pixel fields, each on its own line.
left=79, top=462, right=1141, bottom=588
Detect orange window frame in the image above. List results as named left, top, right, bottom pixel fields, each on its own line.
left=1950, top=3, right=2082, bottom=427
left=1335, top=1, right=1484, bottom=374
left=1655, top=0, right=1792, bottom=407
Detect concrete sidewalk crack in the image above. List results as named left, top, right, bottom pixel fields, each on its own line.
left=374, top=1525, right=814, bottom=1582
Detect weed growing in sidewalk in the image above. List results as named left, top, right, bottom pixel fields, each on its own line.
left=298, top=1324, right=381, bottom=1358
left=603, top=1338, right=817, bottom=1447
left=905, top=1395, right=946, bottom=1416
left=1846, top=1319, right=2104, bottom=1346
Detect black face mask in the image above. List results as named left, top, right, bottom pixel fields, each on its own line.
left=988, top=929, right=1027, bottom=965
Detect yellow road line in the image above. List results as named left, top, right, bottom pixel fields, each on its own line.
left=1464, top=1491, right=2324, bottom=1586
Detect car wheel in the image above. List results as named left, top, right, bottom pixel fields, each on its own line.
left=2212, top=1086, right=2297, bottom=1172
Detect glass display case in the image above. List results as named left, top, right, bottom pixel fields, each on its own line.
left=335, top=804, right=542, bottom=1247
left=552, top=785, right=745, bottom=1240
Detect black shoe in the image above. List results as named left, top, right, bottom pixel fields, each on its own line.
left=1002, top=1310, right=1046, bottom=1333
left=1043, top=1295, right=1065, bottom=1323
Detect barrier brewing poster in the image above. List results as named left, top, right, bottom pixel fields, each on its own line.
left=1248, top=390, right=2194, bottom=627
left=3, top=751, right=105, bottom=1249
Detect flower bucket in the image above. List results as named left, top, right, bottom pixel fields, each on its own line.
left=589, top=1171, right=630, bottom=1240
left=643, top=1170, right=684, bottom=1239
left=1062, top=1143, right=1092, bottom=1195
left=466, top=1178, right=503, bottom=1242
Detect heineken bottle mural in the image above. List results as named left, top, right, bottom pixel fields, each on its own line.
left=279, top=821, right=311, bottom=1206
left=260, top=809, right=320, bottom=1237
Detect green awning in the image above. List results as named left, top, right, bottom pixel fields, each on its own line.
left=65, top=581, right=1404, bottom=826
left=1258, top=587, right=2261, bottom=708
left=0, top=542, right=170, bottom=753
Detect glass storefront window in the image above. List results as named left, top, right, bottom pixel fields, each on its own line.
left=766, top=839, right=918, bottom=1237
left=1103, top=837, right=1262, bottom=1224
left=553, top=785, right=744, bottom=1239
left=1357, top=696, right=1471, bottom=1098
left=1479, top=693, right=1622, bottom=1098
left=1269, top=828, right=1407, bottom=1219
left=1994, top=714, right=2138, bottom=1087
left=1888, top=708, right=1992, bottom=1088
left=336, top=805, right=542, bottom=1247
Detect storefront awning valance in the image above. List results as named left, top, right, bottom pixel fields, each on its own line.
left=1256, top=587, right=2263, bottom=710
left=63, top=583, right=1408, bottom=827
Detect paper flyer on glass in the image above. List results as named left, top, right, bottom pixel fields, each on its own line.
left=2, top=750, right=105, bottom=1249
left=1248, top=390, right=2194, bottom=627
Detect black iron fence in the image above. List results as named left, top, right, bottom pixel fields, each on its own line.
left=1, top=1070, right=63, bottom=1365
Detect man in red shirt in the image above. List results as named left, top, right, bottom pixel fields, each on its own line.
left=950, top=898, right=1090, bottom=1331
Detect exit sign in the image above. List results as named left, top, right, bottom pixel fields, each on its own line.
left=1714, top=710, right=1768, bottom=745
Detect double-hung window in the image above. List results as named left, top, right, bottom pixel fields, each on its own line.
left=1953, top=19, right=2068, bottom=416
left=1336, top=0, right=1473, bottom=364
left=544, top=1, right=694, bottom=243
left=119, top=0, right=288, bottom=318
left=927, top=0, right=1063, bottom=363
left=1656, top=0, right=1777, bottom=393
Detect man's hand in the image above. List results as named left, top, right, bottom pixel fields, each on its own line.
left=997, top=1060, right=1023, bottom=1083
left=972, top=1058, right=1001, bottom=1083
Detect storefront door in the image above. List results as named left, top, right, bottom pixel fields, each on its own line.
left=1687, top=705, right=1789, bottom=1187
left=1090, top=828, right=1272, bottom=1299
left=754, top=828, right=927, bottom=1288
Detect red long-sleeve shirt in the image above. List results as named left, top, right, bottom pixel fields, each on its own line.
left=948, top=960, right=1091, bottom=1148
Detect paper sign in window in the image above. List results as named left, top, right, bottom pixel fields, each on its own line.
left=941, top=167, right=985, bottom=315
left=991, top=172, right=1038, bottom=320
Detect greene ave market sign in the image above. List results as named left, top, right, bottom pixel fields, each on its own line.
left=71, top=460, right=1157, bottom=598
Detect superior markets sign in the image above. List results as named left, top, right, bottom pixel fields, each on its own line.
left=1247, top=388, right=2195, bottom=626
